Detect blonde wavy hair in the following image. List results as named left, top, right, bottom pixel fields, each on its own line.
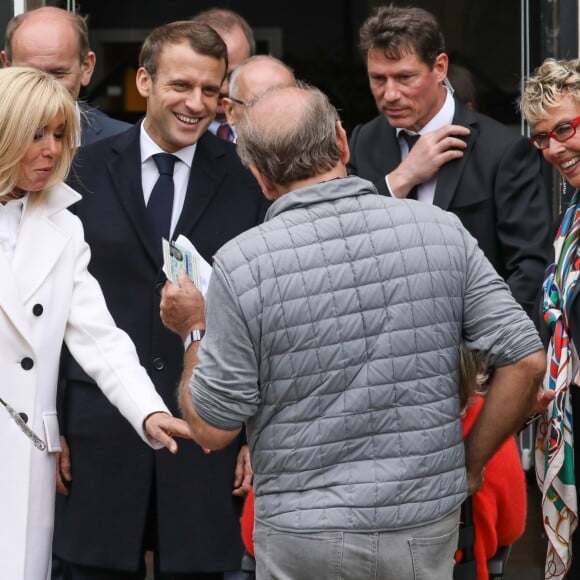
left=519, top=58, right=580, bottom=127
left=0, top=67, right=79, bottom=197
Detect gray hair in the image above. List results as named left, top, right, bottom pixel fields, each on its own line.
left=519, top=58, right=580, bottom=127
left=236, top=84, right=341, bottom=186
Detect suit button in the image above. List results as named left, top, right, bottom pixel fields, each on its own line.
left=18, top=412, right=28, bottom=424
left=21, top=357, right=34, bottom=370
left=33, top=304, right=44, bottom=316
left=153, top=357, right=165, bottom=371
left=155, top=282, right=165, bottom=296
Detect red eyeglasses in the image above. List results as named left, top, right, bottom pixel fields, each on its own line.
left=530, top=116, right=580, bottom=150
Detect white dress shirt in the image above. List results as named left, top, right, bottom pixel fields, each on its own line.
left=386, top=89, right=455, bottom=205
left=0, top=195, right=28, bottom=264
left=140, top=122, right=197, bottom=239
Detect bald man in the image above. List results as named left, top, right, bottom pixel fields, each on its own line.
left=1, top=6, right=130, bottom=145
left=223, top=55, right=296, bottom=129
left=175, top=83, right=545, bottom=579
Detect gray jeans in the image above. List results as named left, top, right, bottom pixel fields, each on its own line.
left=253, top=508, right=460, bottom=580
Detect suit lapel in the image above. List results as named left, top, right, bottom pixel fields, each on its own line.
left=107, top=125, right=162, bottom=265
left=433, top=100, right=478, bottom=210
left=174, top=132, right=226, bottom=237
left=0, top=251, right=31, bottom=342
left=375, top=117, right=402, bottom=176
left=4, top=185, right=78, bottom=341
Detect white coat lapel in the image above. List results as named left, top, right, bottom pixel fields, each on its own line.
left=11, top=184, right=80, bottom=305
left=0, top=249, right=31, bottom=341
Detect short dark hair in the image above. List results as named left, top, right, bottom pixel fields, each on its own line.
left=4, top=7, right=91, bottom=64
left=192, top=8, right=255, bottom=56
left=359, top=5, right=445, bottom=68
left=139, top=20, right=228, bottom=79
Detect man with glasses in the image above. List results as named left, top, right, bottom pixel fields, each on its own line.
left=222, top=55, right=296, bottom=132
left=348, top=5, right=550, bottom=316
left=1, top=6, right=130, bottom=146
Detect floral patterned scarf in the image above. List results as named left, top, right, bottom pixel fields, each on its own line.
left=538, top=190, right=580, bottom=578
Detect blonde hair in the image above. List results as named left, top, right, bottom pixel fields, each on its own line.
left=0, top=67, right=79, bottom=197
left=519, top=58, right=580, bottom=127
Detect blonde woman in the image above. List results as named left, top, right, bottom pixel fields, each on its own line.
left=0, top=67, right=189, bottom=579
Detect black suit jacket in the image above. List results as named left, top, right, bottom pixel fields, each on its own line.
left=348, top=99, right=551, bottom=315
left=54, top=124, right=268, bottom=572
left=79, top=103, right=131, bottom=146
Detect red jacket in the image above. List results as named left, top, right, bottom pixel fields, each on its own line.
left=241, top=486, right=255, bottom=558
left=461, top=395, right=527, bottom=579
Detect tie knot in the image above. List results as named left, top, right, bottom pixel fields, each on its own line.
left=401, top=131, right=420, bottom=151
left=217, top=123, right=233, bottom=142
left=153, top=153, right=177, bottom=176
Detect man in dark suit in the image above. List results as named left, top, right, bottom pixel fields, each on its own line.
left=53, top=21, right=267, bottom=579
left=1, top=6, right=130, bottom=146
left=348, top=5, right=550, bottom=315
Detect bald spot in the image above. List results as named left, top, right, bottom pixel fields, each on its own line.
left=248, top=86, right=309, bottom=137
left=11, top=8, right=81, bottom=59
left=236, top=59, right=296, bottom=103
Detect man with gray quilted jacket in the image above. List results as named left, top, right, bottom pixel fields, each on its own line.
left=174, top=84, right=546, bottom=579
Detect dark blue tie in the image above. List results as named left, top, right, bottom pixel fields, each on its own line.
left=148, top=153, right=177, bottom=241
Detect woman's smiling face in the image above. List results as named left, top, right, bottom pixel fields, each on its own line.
left=532, top=94, right=580, bottom=190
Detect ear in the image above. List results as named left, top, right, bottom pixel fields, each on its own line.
left=79, top=51, right=96, bottom=87
left=433, top=52, right=448, bottom=84
left=0, top=51, right=9, bottom=67
left=222, top=97, right=237, bottom=126
left=336, top=121, right=350, bottom=166
left=248, top=164, right=280, bottom=201
left=136, top=67, right=153, bottom=99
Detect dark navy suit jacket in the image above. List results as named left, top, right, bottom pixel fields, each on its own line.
left=79, top=103, right=131, bottom=146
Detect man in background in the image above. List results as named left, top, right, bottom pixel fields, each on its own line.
left=222, top=55, right=296, bottom=131
left=348, top=5, right=550, bottom=316
left=1, top=6, right=130, bottom=145
left=192, top=8, right=255, bottom=142
left=176, top=83, right=546, bottom=578
left=54, top=20, right=266, bottom=579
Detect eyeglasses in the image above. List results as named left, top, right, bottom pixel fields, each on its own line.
left=227, top=96, right=247, bottom=107
left=530, top=116, right=580, bottom=150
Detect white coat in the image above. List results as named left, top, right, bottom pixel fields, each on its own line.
left=0, top=183, right=170, bottom=579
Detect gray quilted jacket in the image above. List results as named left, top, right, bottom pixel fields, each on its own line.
left=192, top=176, right=542, bottom=533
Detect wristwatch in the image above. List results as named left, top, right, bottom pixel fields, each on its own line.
left=184, top=329, right=205, bottom=351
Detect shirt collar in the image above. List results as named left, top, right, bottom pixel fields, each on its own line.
left=396, top=88, right=455, bottom=138
left=139, top=120, right=197, bottom=168
left=0, top=193, right=28, bottom=222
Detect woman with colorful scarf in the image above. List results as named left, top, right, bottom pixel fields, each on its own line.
left=520, top=58, right=580, bottom=579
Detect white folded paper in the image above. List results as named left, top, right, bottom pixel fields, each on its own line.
left=162, top=235, right=212, bottom=295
